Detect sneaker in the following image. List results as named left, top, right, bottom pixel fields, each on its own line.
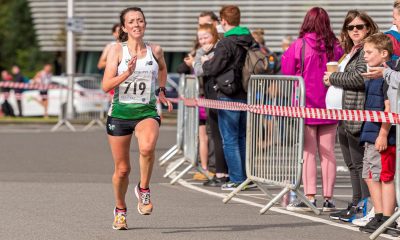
left=322, top=200, right=336, bottom=212
left=286, top=199, right=316, bottom=212
left=339, top=205, right=362, bottom=222
left=385, top=221, right=399, bottom=237
left=330, top=203, right=353, bottom=220
left=193, top=171, right=215, bottom=181
left=243, top=181, right=258, bottom=190
left=135, top=184, right=153, bottom=215
left=352, top=207, right=375, bottom=227
left=221, top=181, right=241, bottom=191
left=359, top=216, right=383, bottom=233
left=203, top=176, right=228, bottom=187
left=112, top=208, right=128, bottom=230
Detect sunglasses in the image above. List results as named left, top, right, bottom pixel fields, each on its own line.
left=346, top=24, right=367, bottom=31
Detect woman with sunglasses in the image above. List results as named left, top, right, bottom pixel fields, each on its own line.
left=323, top=10, right=378, bottom=223
left=282, top=7, right=343, bottom=212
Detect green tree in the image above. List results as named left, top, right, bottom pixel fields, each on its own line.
left=0, top=0, right=53, bottom=78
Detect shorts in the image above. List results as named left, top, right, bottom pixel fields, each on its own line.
left=362, top=143, right=396, bottom=182
left=40, top=90, right=48, bottom=100
left=199, top=119, right=206, bottom=126
left=106, top=116, right=161, bottom=136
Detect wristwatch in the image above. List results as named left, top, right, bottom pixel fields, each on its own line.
left=156, top=87, right=166, bottom=95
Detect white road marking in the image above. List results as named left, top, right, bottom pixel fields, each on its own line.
left=177, top=179, right=396, bottom=240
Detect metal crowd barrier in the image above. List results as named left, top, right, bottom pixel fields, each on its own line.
left=222, top=75, right=320, bottom=215
left=159, top=74, right=185, bottom=166
left=163, top=75, right=199, bottom=184
left=52, top=74, right=108, bottom=132
left=370, top=87, right=400, bottom=239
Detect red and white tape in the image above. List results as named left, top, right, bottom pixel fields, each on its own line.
left=0, top=81, right=60, bottom=90
left=169, top=97, right=400, bottom=124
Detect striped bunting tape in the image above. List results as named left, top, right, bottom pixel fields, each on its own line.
left=168, top=97, right=400, bottom=124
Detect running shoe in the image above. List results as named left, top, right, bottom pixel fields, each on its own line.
left=221, top=181, right=241, bottom=191
left=135, top=184, right=153, bottom=215
left=322, top=200, right=336, bottom=212
left=330, top=203, right=353, bottom=220
left=286, top=199, right=316, bottom=212
left=203, top=176, right=228, bottom=187
left=192, top=171, right=215, bottom=181
left=359, top=216, right=383, bottom=233
left=339, top=205, right=363, bottom=222
left=352, top=207, right=374, bottom=227
left=112, top=207, right=128, bottom=230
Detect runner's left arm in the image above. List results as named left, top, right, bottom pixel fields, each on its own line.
left=152, top=44, right=173, bottom=112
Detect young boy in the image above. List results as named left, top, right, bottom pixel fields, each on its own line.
left=359, top=32, right=397, bottom=234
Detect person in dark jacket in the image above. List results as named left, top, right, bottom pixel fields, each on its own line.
left=11, top=65, right=24, bottom=117
left=202, top=5, right=256, bottom=191
left=323, top=10, right=378, bottom=222
left=358, top=33, right=397, bottom=234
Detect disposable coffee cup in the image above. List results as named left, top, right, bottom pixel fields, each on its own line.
left=326, top=62, right=339, bottom=72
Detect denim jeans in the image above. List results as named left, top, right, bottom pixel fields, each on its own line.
left=218, top=97, right=247, bottom=183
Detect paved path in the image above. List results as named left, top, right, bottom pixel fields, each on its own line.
left=0, top=124, right=394, bottom=240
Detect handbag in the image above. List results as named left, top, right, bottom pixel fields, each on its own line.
left=215, top=68, right=239, bottom=95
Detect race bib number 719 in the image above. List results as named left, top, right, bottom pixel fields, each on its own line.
left=119, top=75, right=151, bottom=104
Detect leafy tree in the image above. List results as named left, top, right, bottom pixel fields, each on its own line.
left=0, top=0, right=54, bottom=78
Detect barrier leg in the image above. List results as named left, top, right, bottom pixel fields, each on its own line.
left=51, top=119, right=76, bottom=132
left=223, top=178, right=251, bottom=204
left=159, top=145, right=178, bottom=162
left=160, top=148, right=180, bottom=166
left=170, top=164, right=193, bottom=185
left=369, top=209, right=400, bottom=239
left=82, top=119, right=104, bottom=131
left=294, top=189, right=320, bottom=215
left=254, top=182, right=274, bottom=200
left=163, top=157, right=186, bottom=178
left=260, top=187, right=290, bottom=214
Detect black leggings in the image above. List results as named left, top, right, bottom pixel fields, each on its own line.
left=208, top=108, right=228, bottom=174
left=338, top=123, right=370, bottom=205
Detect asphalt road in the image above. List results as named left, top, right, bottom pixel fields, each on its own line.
left=0, top=124, right=394, bottom=240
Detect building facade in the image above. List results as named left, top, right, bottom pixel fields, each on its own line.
left=28, top=0, right=394, bottom=73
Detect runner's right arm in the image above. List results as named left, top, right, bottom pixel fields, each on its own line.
left=102, top=43, right=137, bottom=93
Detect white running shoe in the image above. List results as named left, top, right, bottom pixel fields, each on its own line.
left=352, top=207, right=374, bottom=227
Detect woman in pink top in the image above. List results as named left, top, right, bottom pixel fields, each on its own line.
left=281, top=7, right=344, bottom=211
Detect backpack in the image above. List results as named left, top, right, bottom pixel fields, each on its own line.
left=241, top=44, right=269, bottom=92
left=2, top=100, right=15, bottom=117
left=263, top=48, right=280, bottom=75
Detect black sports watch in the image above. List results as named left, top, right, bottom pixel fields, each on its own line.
left=156, top=87, right=166, bottom=95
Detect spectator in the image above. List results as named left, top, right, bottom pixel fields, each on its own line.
left=251, top=28, right=279, bottom=74
left=324, top=10, right=378, bottom=222
left=192, top=23, right=229, bottom=185
left=32, top=63, right=53, bottom=118
left=358, top=0, right=400, bottom=228
left=53, top=51, right=64, bottom=75
left=282, top=7, right=344, bottom=212
left=365, top=0, right=400, bottom=79
left=0, top=70, right=14, bottom=117
left=276, top=35, right=293, bottom=74
left=202, top=5, right=256, bottom=191
left=281, top=35, right=293, bottom=52
left=358, top=33, right=397, bottom=235
left=97, top=23, right=121, bottom=71
left=198, top=11, right=225, bottom=38
left=11, top=65, right=24, bottom=117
